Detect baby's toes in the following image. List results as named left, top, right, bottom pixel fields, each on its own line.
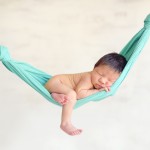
left=61, top=97, right=68, bottom=105
left=61, top=100, right=67, bottom=105
left=71, top=129, right=82, bottom=136
left=64, top=95, right=69, bottom=101
left=64, top=96, right=69, bottom=102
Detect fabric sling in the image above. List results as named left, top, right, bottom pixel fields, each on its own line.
left=0, top=14, right=150, bottom=109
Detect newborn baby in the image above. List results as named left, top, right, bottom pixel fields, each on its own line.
left=45, top=52, right=127, bottom=136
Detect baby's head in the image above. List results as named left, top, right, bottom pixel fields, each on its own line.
left=94, top=52, right=127, bottom=72
left=91, top=52, right=127, bottom=89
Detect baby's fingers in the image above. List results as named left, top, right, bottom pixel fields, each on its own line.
left=104, top=87, right=109, bottom=92
left=99, top=87, right=108, bottom=92
left=104, top=86, right=111, bottom=92
left=99, top=88, right=105, bottom=92
left=99, top=87, right=110, bottom=92
left=107, top=86, right=111, bottom=91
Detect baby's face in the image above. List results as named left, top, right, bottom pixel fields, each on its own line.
left=91, top=65, right=120, bottom=89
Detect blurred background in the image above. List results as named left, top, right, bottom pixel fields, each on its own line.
left=0, top=0, right=150, bottom=150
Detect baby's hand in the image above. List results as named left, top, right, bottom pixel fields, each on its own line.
left=99, top=86, right=111, bottom=92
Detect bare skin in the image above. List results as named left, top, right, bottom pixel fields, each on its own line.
left=51, top=93, right=69, bottom=105
left=44, top=65, right=120, bottom=136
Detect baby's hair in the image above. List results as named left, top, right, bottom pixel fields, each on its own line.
left=94, top=52, right=127, bottom=72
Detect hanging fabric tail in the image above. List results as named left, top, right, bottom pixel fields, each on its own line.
left=0, top=14, right=150, bottom=109
left=0, top=46, right=60, bottom=106
left=112, top=14, right=150, bottom=92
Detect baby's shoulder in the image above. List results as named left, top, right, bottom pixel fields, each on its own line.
left=81, top=72, right=92, bottom=81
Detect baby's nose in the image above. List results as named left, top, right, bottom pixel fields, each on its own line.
left=99, top=78, right=106, bottom=84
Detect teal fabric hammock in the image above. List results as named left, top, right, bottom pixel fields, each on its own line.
left=1, top=14, right=150, bottom=109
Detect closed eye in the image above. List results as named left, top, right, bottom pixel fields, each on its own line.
left=96, top=71, right=104, bottom=77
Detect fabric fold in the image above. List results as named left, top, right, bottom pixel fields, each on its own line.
left=1, top=14, right=150, bottom=109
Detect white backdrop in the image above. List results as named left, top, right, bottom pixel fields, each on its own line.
left=0, top=0, right=150, bottom=150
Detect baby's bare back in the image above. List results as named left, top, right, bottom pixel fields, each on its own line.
left=55, top=72, right=91, bottom=90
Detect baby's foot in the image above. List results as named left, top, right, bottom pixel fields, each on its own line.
left=60, top=123, right=82, bottom=136
left=51, top=93, right=68, bottom=105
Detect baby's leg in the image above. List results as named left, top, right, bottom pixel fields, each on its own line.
left=45, top=77, right=71, bottom=105
left=60, top=91, right=82, bottom=136
left=45, top=77, right=82, bottom=135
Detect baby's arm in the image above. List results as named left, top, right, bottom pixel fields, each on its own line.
left=75, top=76, right=109, bottom=99
left=77, top=87, right=107, bottom=99
left=78, top=89, right=103, bottom=99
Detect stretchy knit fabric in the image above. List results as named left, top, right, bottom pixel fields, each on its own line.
left=1, top=14, right=150, bottom=109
